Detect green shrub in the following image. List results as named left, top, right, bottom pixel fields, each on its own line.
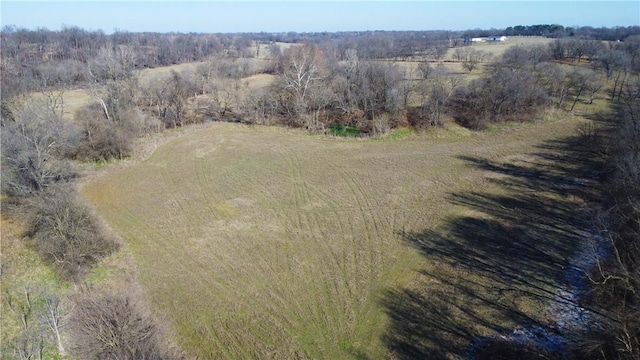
left=329, top=124, right=361, bottom=137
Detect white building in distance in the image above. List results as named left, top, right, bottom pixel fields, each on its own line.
left=486, top=36, right=508, bottom=42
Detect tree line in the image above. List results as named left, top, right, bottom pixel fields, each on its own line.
left=583, top=80, right=640, bottom=359
left=502, top=24, right=640, bottom=40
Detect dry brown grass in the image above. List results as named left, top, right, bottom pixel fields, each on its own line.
left=60, top=89, right=94, bottom=121
left=242, top=73, right=277, bottom=90
left=138, top=62, right=206, bottom=83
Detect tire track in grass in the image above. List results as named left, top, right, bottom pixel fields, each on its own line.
left=341, top=165, right=397, bottom=279
left=327, top=161, right=382, bottom=300
left=272, top=145, right=371, bottom=352
left=285, top=149, right=341, bottom=326
left=287, top=152, right=308, bottom=234
left=202, top=145, right=325, bottom=355
left=146, top=156, right=270, bottom=357
left=159, top=162, right=200, bottom=238
left=334, top=165, right=385, bottom=299
left=195, top=156, right=224, bottom=220
left=309, top=161, right=386, bottom=343
left=310, top=180, right=365, bottom=336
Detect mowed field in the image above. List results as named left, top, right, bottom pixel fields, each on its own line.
left=81, top=110, right=587, bottom=358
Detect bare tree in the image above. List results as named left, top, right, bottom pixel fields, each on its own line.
left=453, top=47, right=465, bottom=62
left=372, top=113, right=391, bottom=136
left=360, top=61, right=404, bottom=121
left=594, top=47, right=634, bottom=102
left=304, top=78, right=335, bottom=130
left=67, top=287, right=178, bottom=360
left=417, top=61, right=433, bottom=79
left=527, top=44, right=551, bottom=68
left=27, top=185, right=118, bottom=282
left=452, top=67, right=548, bottom=129
left=43, top=293, right=65, bottom=355
left=585, top=73, right=605, bottom=104
left=595, top=48, right=631, bottom=80
left=88, top=45, right=138, bottom=123
left=202, top=78, right=244, bottom=121
left=279, top=44, right=328, bottom=123
left=581, top=86, right=640, bottom=357
left=142, top=70, right=194, bottom=128
left=565, top=38, right=589, bottom=63
left=70, top=102, right=136, bottom=161
left=239, top=86, right=279, bottom=125
left=268, top=42, right=282, bottom=59
left=549, top=39, right=567, bottom=60
left=2, top=286, right=64, bottom=360
left=89, top=45, right=136, bottom=82
left=1, top=95, right=75, bottom=197
left=415, top=67, right=461, bottom=127
left=500, top=45, right=530, bottom=70
left=424, top=43, right=449, bottom=62
left=331, top=54, right=404, bottom=128
left=164, top=70, right=193, bottom=127
left=461, top=48, right=489, bottom=73
left=567, top=68, right=603, bottom=110
left=339, top=48, right=360, bottom=111
left=535, top=62, right=570, bottom=107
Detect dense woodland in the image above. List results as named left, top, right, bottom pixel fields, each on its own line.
left=1, top=23, right=640, bottom=359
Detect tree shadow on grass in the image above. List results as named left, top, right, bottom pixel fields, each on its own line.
left=382, top=135, right=602, bottom=359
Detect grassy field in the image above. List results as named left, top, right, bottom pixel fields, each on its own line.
left=455, top=36, right=552, bottom=59
left=81, top=109, right=589, bottom=358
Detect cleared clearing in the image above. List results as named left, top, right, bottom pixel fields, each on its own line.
left=82, top=111, right=587, bottom=358
left=60, top=88, right=94, bottom=121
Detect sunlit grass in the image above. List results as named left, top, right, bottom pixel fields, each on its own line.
left=82, top=112, right=586, bottom=358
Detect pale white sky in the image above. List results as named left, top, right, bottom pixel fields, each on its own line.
left=2, top=1, right=639, bottom=33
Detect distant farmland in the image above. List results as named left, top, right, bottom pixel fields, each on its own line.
left=82, top=113, right=585, bottom=358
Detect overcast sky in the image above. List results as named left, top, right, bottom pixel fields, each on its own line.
left=2, top=1, right=639, bottom=34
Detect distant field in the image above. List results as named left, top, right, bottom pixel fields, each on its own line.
left=57, top=60, right=276, bottom=123
left=250, top=41, right=301, bottom=59
left=60, top=88, right=94, bottom=120
left=447, top=36, right=552, bottom=60
left=381, top=37, right=553, bottom=83
left=82, top=112, right=586, bottom=358
left=138, top=61, right=206, bottom=83
left=54, top=37, right=550, bottom=122
left=138, top=60, right=272, bottom=85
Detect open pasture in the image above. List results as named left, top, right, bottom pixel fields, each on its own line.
left=82, top=112, right=586, bottom=358
left=450, top=36, right=552, bottom=59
